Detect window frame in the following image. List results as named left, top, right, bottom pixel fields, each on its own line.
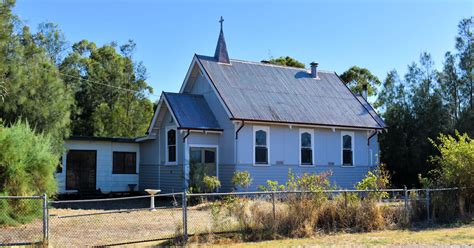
left=299, top=128, right=315, bottom=166
left=341, top=131, right=355, bottom=166
left=112, top=151, right=137, bottom=174
left=253, top=126, right=270, bottom=166
left=166, top=126, right=177, bottom=165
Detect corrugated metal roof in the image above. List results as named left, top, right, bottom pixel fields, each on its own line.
left=163, top=92, right=222, bottom=130
left=355, top=95, right=387, bottom=128
left=196, top=55, right=385, bottom=129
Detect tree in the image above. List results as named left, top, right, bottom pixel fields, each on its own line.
left=267, top=56, right=305, bottom=68
left=34, top=22, right=68, bottom=65
left=438, top=52, right=462, bottom=122
left=455, top=17, right=473, bottom=110
left=379, top=53, right=450, bottom=187
left=340, top=66, right=381, bottom=98
left=60, top=40, right=154, bottom=137
left=0, top=1, right=73, bottom=154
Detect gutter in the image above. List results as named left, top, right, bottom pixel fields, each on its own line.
left=230, top=118, right=384, bottom=131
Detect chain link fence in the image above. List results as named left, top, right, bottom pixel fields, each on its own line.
left=0, top=188, right=472, bottom=246
left=0, top=195, right=47, bottom=246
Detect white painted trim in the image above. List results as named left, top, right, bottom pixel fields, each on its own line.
left=165, top=126, right=178, bottom=165
left=299, top=128, right=315, bottom=167
left=146, top=92, right=182, bottom=136
left=179, top=56, right=233, bottom=118
left=341, top=131, right=355, bottom=166
left=147, top=95, right=164, bottom=135
left=253, top=126, right=270, bottom=166
left=237, top=120, right=379, bottom=132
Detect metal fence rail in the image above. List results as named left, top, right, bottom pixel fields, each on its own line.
left=0, top=187, right=471, bottom=246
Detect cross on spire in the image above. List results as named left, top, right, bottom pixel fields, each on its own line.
left=219, top=16, right=224, bottom=30
left=214, top=16, right=230, bottom=63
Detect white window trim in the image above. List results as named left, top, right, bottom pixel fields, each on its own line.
left=341, top=131, right=355, bottom=167
left=299, top=128, right=315, bottom=167
left=165, top=126, right=177, bottom=165
left=187, top=144, right=219, bottom=182
left=253, top=126, right=270, bottom=166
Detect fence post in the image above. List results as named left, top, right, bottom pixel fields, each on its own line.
left=42, top=193, right=49, bottom=246
left=344, top=190, right=348, bottom=208
left=272, top=191, right=276, bottom=221
left=426, top=188, right=430, bottom=221
left=182, top=191, right=188, bottom=243
left=404, top=186, right=408, bottom=212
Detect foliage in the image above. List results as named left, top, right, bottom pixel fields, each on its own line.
left=232, top=171, right=253, bottom=191
left=203, top=175, right=221, bottom=193
left=285, top=169, right=333, bottom=192
left=0, top=122, right=58, bottom=225
left=355, top=164, right=391, bottom=200
left=378, top=17, right=473, bottom=187
left=267, top=56, right=305, bottom=68
left=340, top=66, right=381, bottom=99
left=0, top=1, right=73, bottom=154
left=257, top=180, right=285, bottom=191
left=428, top=132, right=473, bottom=188
left=60, top=39, right=154, bottom=137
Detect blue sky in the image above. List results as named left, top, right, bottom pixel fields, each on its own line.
left=14, top=0, right=473, bottom=101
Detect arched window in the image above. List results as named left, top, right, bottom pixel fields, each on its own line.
left=342, top=132, right=353, bottom=166
left=254, top=127, right=269, bottom=165
left=167, top=128, right=176, bottom=163
left=300, top=131, right=313, bottom=165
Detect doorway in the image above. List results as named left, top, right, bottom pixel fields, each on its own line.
left=189, top=147, right=217, bottom=193
left=66, top=150, right=97, bottom=191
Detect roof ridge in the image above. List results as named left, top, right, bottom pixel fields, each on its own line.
left=195, top=54, right=335, bottom=73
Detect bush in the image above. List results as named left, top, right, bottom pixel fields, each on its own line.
left=0, top=122, right=59, bottom=225
left=232, top=171, right=252, bottom=191
left=355, top=163, right=391, bottom=200
left=203, top=175, right=221, bottom=193
left=427, top=132, right=474, bottom=218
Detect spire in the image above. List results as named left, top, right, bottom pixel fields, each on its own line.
left=214, top=16, right=230, bottom=64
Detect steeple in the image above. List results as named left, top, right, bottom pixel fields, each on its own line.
left=214, top=16, right=230, bottom=64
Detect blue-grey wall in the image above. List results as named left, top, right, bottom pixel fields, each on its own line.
left=235, top=164, right=372, bottom=190
left=187, top=72, right=235, bottom=165
left=139, top=63, right=381, bottom=193
left=233, top=124, right=379, bottom=191
left=139, top=108, right=187, bottom=193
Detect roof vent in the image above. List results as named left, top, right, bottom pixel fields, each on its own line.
left=310, top=62, right=319, bottom=79
left=261, top=60, right=270, bottom=64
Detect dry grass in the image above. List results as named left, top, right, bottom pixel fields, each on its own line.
left=202, top=222, right=474, bottom=247
left=1, top=205, right=225, bottom=247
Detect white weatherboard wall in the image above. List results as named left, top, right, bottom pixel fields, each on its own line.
left=57, top=140, right=140, bottom=193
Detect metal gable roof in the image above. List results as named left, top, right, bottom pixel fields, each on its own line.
left=196, top=55, right=385, bottom=129
left=163, top=92, right=222, bottom=131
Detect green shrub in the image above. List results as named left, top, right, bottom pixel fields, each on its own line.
left=355, top=163, right=391, bottom=200
left=257, top=180, right=285, bottom=191
left=203, top=175, right=221, bottom=193
left=232, top=171, right=252, bottom=191
left=426, top=132, right=474, bottom=218
left=0, top=121, right=59, bottom=226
